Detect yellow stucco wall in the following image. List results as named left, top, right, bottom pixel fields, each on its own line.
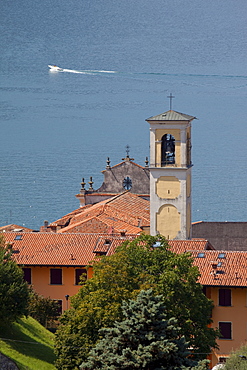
left=155, top=129, right=181, bottom=166
left=156, top=204, right=180, bottom=239
left=29, top=265, right=93, bottom=312
left=207, top=287, right=247, bottom=367
left=156, top=176, right=180, bottom=199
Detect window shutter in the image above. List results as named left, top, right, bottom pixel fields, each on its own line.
left=50, top=269, right=62, bottom=285
left=219, top=322, right=232, bottom=339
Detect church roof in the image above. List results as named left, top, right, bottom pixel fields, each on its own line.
left=146, top=110, right=196, bottom=122
left=49, top=191, right=150, bottom=235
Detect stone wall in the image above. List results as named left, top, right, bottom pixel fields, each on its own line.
left=0, top=353, right=19, bottom=370
left=192, top=222, right=247, bottom=251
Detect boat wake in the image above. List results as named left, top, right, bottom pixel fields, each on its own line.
left=48, top=65, right=247, bottom=81
left=48, top=65, right=117, bottom=75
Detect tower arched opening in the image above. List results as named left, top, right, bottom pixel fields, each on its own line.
left=161, top=134, right=175, bottom=166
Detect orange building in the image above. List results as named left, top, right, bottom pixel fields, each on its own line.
left=192, top=250, right=247, bottom=367
left=3, top=232, right=136, bottom=312
left=2, top=231, right=212, bottom=312
left=4, top=228, right=247, bottom=366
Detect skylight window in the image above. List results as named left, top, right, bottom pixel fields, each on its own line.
left=153, top=242, right=161, bottom=248
left=218, top=253, right=226, bottom=259
left=14, top=235, right=22, bottom=240
left=217, top=262, right=222, bottom=267
left=197, top=252, right=205, bottom=258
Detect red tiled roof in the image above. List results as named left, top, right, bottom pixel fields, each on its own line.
left=49, top=206, right=93, bottom=227
left=191, top=250, right=247, bottom=287
left=0, top=224, right=34, bottom=232
left=3, top=232, right=136, bottom=266
left=4, top=232, right=246, bottom=287
left=51, top=192, right=150, bottom=235
left=168, top=239, right=215, bottom=253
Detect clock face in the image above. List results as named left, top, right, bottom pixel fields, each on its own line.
left=123, top=176, right=132, bottom=190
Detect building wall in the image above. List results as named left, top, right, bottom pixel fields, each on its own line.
left=99, top=161, right=150, bottom=194
left=150, top=167, right=192, bottom=239
left=149, top=118, right=192, bottom=239
left=192, top=222, right=247, bottom=251
left=27, top=265, right=93, bottom=312
left=207, top=286, right=247, bottom=366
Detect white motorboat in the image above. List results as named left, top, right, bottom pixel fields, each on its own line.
left=48, top=65, right=63, bottom=72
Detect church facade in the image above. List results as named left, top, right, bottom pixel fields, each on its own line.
left=76, top=150, right=150, bottom=207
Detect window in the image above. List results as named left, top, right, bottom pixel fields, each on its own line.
left=219, top=357, right=227, bottom=363
left=22, top=268, right=31, bottom=284
left=55, top=300, right=62, bottom=315
left=50, top=269, right=62, bottom=285
left=219, top=322, right=232, bottom=339
left=218, top=253, right=226, bottom=259
left=161, top=134, right=175, bottom=166
left=219, top=289, right=231, bottom=306
left=75, top=268, right=87, bottom=285
left=197, top=252, right=205, bottom=258
left=123, top=176, right=132, bottom=190
left=153, top=241, right=161, bottom=248
left=14, top=235, right=22, bottom=240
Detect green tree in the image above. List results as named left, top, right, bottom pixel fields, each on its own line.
left=0, top=235, right=29, bottom=324
left=224, top=343, right=247, bottom=369
left=55, top=235, right=217, bottom=369
left=28, top=287, right=61, bottom=328
left=80, top=289, right=207, bottom=370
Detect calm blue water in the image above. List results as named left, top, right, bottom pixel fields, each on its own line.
left=1, top=0, right=247, bottom=229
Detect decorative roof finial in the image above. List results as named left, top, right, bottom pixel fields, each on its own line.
left=80, top=178, right=86, bottom=191
left=122, top=145, right=134, bottom=161
left=88, top=177, right=94, bottom=191
left=106, top=157, right=111, bottom=168
left=145, top=157, right=149, bottom=167
left=167, top=93, right=175, bottom=110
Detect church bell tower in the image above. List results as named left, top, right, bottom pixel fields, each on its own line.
left=146, top=107, right=196, bottom=239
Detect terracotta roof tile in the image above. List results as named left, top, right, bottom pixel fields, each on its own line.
left=2, top=232, right=135, bottom=267
left=51, top=192, right=150, bottom=235
left=168, top=239, right=215, bottom=253
left=191, top=250, right=247, bottom=287
left=0, top=224, right=34, bottom=232
left=4, top=232, right=246, bottom=287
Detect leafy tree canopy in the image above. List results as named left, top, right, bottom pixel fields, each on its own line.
left=80, top=289, right=209, bottom=370
left=28, top=287, right=61, bottom=328
left=54, top=234, right=217, bottom=369
left=0, top=234, right=29, bottom=324
left=224, top=343, right=247, bottom=369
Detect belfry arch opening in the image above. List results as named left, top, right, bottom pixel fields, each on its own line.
left=161, top=134, right=175, bottom=166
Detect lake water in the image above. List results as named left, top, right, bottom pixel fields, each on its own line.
left=1, top=0, right=247, bottom=229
